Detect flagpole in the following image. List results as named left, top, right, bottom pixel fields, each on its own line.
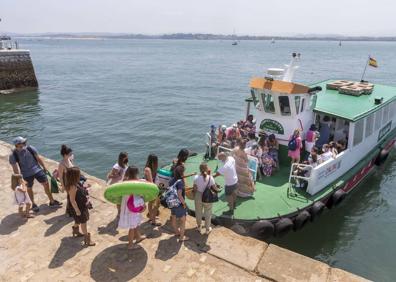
left=360, top=55, right=370, bottom=82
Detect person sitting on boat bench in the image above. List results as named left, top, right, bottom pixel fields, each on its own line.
left=226, top=124, right=241, bottom=147
left=245, top=132, right=257, bottom=148
left=319, top=144, right=334, bottom=163
left=241, top=114, right=256, bottom=135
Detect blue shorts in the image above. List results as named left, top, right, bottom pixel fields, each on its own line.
left=24, top=170, right=48, bottom=188
left=171, top=205, right=187, bottom=218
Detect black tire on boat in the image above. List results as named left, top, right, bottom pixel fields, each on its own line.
left=310, top=201, right=325, bottom=222
left=211, top=217, right=221, bottom=226
left=332, top=189, right=346, bottom=207
left=325, top=196, right=334, bottom=209
left=251, top=220, right=274, bottom=239
left=274, top=218, right=294, bottom=237
left=374, top=149, right=389, bottom=166
left=293, top=210, right=311, bottom=231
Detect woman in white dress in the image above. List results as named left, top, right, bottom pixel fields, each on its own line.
left=118, top=166, right=146, bottom=249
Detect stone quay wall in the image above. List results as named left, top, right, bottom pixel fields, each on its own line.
left=0, top=50, right=38, bottom=91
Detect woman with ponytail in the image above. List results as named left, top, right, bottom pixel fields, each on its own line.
left=192, top=162, right=217, bottom=234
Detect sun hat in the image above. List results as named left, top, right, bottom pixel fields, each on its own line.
left=210, top=125, right=216, bottom=129
left=13, top=136, right=27, bottom=145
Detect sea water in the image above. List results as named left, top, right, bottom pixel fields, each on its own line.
left=1, top=38, right=396, bottom=281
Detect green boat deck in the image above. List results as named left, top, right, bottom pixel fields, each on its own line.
left=181, top=153, right=332, bottom=221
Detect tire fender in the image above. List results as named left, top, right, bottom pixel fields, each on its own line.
left=251, top=220, right=274, bottom=239
left=274, top=218, right=294, bottom=237
left=310, top=201, right=325, bottom=222
left=332, top=189, right=346, bottom=207
left=293, top=210, right=311, bottom=231
left=374, top=149, right=389, bottom=166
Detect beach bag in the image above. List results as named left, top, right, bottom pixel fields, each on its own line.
left=202, top=178, right=219, bottom=203
left=163, top=180, right=182, bottom=209
left=288, top=137, right=297, bottom=151
left=46, top=171, right=60, bottom=193
left=127, top=195, right=145, bottom=213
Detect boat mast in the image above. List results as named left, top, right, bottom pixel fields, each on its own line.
left=282, top=53, right=300, bottom=82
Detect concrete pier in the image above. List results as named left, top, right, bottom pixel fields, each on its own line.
left=0, top=50, right=38, bottom=92
left=0, top=140, right=370, bottom=281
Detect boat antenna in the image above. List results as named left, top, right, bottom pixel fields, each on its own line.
left=360, top=55, right=370, bottom=82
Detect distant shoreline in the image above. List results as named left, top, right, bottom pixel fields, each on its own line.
left=8, top=33, right=396, bottom=42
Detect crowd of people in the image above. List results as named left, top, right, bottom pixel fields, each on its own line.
left=7, top=114, right=349, bottom=249
left=8, top=136, right=234, bottom=249
left=290, top=118, right=348, bottom=189
left=207, top=114, right=280, bottom=180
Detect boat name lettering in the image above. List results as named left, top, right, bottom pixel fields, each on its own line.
left=378, top=121, right=392, bottom=141
left=260, top=119, right=284, bottom=134
left=317, top=160, right=342, bottom=180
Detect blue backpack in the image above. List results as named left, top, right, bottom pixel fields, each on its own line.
left=288, top=137, right=297, bottom=151
left=163, top=180, right=182, bottom=209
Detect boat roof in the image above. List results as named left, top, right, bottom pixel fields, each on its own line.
left=312, top=79, right=396, bottom=122
left=250, top=77, right=310, bottom=94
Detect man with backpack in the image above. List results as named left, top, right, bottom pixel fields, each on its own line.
left=9, top=136, right=62, bottom=212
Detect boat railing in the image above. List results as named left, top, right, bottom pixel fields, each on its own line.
left=288, top=163, right=313, bottom=196
left=306, top=151, right=346, bottom=195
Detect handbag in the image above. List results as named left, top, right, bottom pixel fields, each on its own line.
left=202, top=177, right=219, bottom=203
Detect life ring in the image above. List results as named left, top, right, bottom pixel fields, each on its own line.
left=332, top=189, right=346, bottom=207
left=293, top=210, right=311, bottom=231
left=310, top=201, right=325, bottom=221
left=251, top=220, right=274, bottom=239
left=374, top=149, right=389, bottom=166
left=104, top=180, right=159, bottom=204
left=274, top=218, right=294, bottom=237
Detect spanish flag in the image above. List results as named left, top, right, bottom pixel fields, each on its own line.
left=368, top=57, right=378, bottom=68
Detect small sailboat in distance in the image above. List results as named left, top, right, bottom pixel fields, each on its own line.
left=271, top=38, right=275, bottom=44
left=339, top=40, right=342, bottom=46
left=232, top=29, right=238, bottom=46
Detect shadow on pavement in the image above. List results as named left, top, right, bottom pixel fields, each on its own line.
left=97, top=216, right=119, bottom=236
left=44, top=214, right=73, bottom=237
left=90, top=244, right=147, bottom=282
left=0, top=213, right=27, bottom=235
left=48, top=237, right=84, bottom=268
left=154, top=235, right=182, bottom=261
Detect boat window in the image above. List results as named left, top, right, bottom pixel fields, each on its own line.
left=382, top=105, right=389, bottom=123
left=309, top=94, right=317, bottom=110
left=300, top=98, right=305, bottom=112
left=294, top=96, right=301, bottom=114
left=365, top=114, right=374, bottom=138
left=375, top=109, right=382, bottom=130
left=279, top=96, right=291, bottom=116
left=353, top=119, right=364, bottom=146
left=263, top=93, right=275, bottom=113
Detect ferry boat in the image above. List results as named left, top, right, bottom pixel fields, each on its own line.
left=160, top=53, right=396, bottom=238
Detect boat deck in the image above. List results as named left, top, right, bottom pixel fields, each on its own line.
left=182, top=154, right=333, bottom=221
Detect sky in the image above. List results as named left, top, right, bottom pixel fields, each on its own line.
left=1, top=0, right=395, bottom=36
